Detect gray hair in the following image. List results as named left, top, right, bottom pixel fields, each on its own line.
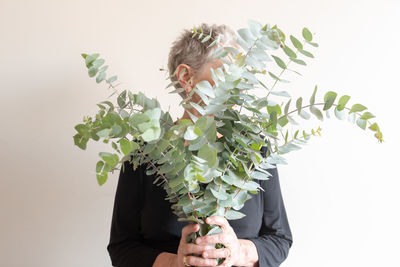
left=167, top=23, right=237, bottom=98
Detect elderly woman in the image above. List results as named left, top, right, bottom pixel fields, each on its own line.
left=107, top=23, right=293, bottom=267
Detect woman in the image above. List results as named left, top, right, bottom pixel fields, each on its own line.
left=107, top=23, right=293, bottom=267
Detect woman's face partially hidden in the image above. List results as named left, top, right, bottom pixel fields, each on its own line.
left=188, top=59, right=239, bottom=112
left=192, top=59, right=224, bottom=88
left=175, top=58, right=238, bottom=129
left=193, top=59, right=239, bottom=110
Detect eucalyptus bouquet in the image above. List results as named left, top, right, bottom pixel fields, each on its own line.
left=73, top=19, right=383, bottom=262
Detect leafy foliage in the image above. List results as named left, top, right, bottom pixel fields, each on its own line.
left=74, top=19, right=383, bottom=264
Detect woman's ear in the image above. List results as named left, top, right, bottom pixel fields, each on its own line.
left=176, top=63, right=195, bottom=95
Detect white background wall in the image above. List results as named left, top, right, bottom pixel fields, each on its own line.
left=1, top=0, right=399, bottom=266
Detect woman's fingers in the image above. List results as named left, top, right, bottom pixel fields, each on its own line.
left=182, top=243, right=213, bottom=255
left=180, top=223, right=199, bottom=242
left=185, top=255, right=218, bottom=267
left=195, top=232, right=228, bottom=245
left=178, top=220, right=237, bottom=266
left=202, top=247, right=231, bottom=259
left=205, top=216, right=231, bottom=232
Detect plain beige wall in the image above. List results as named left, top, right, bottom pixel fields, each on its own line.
left=1, top=0, right=399, bottom=266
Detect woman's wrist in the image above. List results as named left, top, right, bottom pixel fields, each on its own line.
left=235, top=239, right=259, bottom=267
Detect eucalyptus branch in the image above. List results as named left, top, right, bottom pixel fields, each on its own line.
left=106, top=81, right=121, bottom=99
left=269, top=127, right=320, bottom=155
left=275, top=102, right=374, bottom=128
left=75, top=21, right=383, bottom=250
left=266, top=39, right=307, bottom=98
left=186, top=187, right=200, bottom=222
left=135, top=147, right=181, bottom=199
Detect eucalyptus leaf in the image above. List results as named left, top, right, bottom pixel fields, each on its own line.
left=323, top=91, right=337, bottom=110
left=271, top=91, right=290, bottom=97
left=299, top=49, right=314, bottom=58
left=310, top=106, right=323, bottom=121
left=225, top=209, right=246, bottom=220
left=360, top=112, right=375, bottom=120
left=302, top=27, right=313, bottom=42
left=210, top=188, right=229, bottom=200
left=349, top=104, right=367, bottom=114
left=271, top=55, right=286, bottom=69
left=96, top=160, right=104, bottom=173
left=251, top=170, right=270, bottom=180
left=290, top=35, right=303, bottom=50
left=337, top=95, right=351, bottom=111
left=96, top=172, right=108, bottom=186
left=310, top=85, right=317, bottom=106
left=96, top=72, right=106, bottom=83
left=290, top=58, right=306, bottom=65
left=296, top=97, right=303, bottom=115
left=356, top=118, right=367, bottom=130
left=283, top=46, right=296, bottom=58
left=88, top=66, right=98, bottom=77
left=107, top=75, right=118, bottom=83
left=119, top=139, right=131, bottom=155
left=334, top=107, right=346, bottom=120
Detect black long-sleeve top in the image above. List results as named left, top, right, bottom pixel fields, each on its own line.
left=107, top=148, right=293, bottom=267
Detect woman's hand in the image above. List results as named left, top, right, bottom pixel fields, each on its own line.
left=194, top=216, right=241, bottom=267
left=172, top=223, right=216, bottom=267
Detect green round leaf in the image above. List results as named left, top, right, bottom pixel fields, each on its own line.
left=92, top=58, right=105, bottom=68
left=349, top=104, right=367, bottom=114
left=310, top=106, right=323, bottom=121
left=302, top=28, right=313, bottom=42
left=99, top=65, right=108, bottom=72
left=95, top=160, right=104, bottom=173
left=96, top=71, right=106, bottom=83
left=225, top=209, right=246, bottom=220
left=85, top=53, right=99, bottom=67
left=142, top=127, right=161, bottom=142
left=119, top=139, right=132, bottom=156
left=107, top=75, right=118, bottom=83
left=88, top=66, right=98, bottom=77
left=96, top=128, right=111, bottom=138
left=360, top=111, right=375, bottom=120
left=96, top=172, right=108, bottom=186
left=323, top=91, right=337, bottom=110
left=337, top=95, right=351, bottom=111
left=99, top=152, right=118, bottom=166
left=111, top=124, right=122, bottom=136
left=356, top=118, right=367, bottom=130
left=368, top=122, right=380, bottom=132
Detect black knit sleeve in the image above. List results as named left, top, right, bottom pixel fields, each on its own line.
left=243, top=144, right=293, bottom=267
left=107, top=160, right=163, bottom=267
left=247, top=164, right=293, bottom=267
